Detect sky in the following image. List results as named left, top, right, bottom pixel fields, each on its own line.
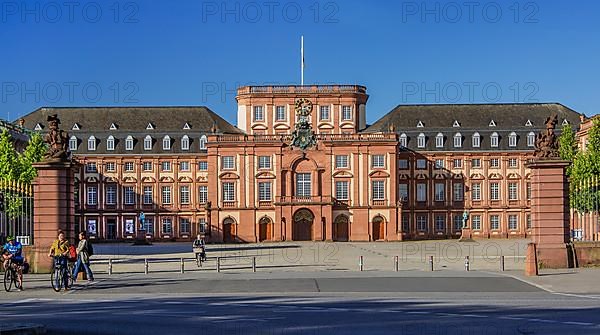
left=1, top=0, right=599, bottom=126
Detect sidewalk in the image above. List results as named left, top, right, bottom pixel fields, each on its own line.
left=504, top=268, right=600, bottom=295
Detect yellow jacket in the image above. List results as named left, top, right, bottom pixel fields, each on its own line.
left=49, top=239, right=70, bottom=257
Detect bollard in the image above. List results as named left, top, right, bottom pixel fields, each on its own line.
left=359, top=255, right=364, bottom=271
left=144, top=258, right=149, bottom=274
left=252, top=257, right=256, bottom=272
left=500, top=255, right=505, bottom=272
left=217, top=257, right=221, bottom=273
left=108, top=259, right=113, bottom=275
left=180, top=258, right=185, bottom=274
left=429, top=255, right=434, bottom=271
left=394, top=256, right=399, bottom=272
left=464, top=256, right=470, bottom=271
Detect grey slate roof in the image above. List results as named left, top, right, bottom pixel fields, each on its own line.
left=363, top=103, right=583, bottom=151
left=18, top=106, right=242, bottom=155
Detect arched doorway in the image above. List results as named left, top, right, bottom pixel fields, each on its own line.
left=293, top=209, right=314, bottom=241
left=258, top=216, right=272, bottom=242
left=333, top=215, right=349, bottom=241
left=222, top=217, right=236, bottom=243
left=372, top=216, right=385, bottom=241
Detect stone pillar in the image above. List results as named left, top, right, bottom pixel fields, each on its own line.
left=526, top=160, right=574, bottom=269
left=32, top=161, right=78, bottom=273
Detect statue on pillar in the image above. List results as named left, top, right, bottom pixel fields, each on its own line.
left=533, top=114, right=560, bottom=159
left=43, top=114, right=70, bottom=162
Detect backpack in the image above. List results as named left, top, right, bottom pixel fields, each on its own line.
left=87, top=241, right=94, bottom=257
left=68, top=245, right=77, bottom=261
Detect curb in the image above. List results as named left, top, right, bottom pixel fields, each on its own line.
left=0, top=323, right=46, bottom=335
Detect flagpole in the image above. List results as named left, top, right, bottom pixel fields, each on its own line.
left=301, top=35, right=304, bottom=86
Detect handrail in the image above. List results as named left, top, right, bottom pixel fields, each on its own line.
left=237, top=85, right=367, bottom=95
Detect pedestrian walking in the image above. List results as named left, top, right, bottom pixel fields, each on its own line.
left=72, top=232, right=94, bottom=282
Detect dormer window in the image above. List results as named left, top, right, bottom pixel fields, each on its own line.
left=87, top=136, right=96, bottom=151
left=34, top=123, right=43, bottom=131
left=562, top=119, right=569, bottom=126
left=72, top=123, right=80, bottom=130
left=199, top=135, right=207, bottom=150
left=453, top=120, right=460, bottom=127
left=489, top=120, right=496, bottom=127
left=125, top=135, right=134, bottom=151
left=162, top=135, right=171, bottom=150
left=416, top=121, right=424, bottom=128
left=181, top=135, right=190, bottom=151
left=491, top=132, right=499, bottom=147
left=435, top=133, right=444, bottom=148
left=417, top=133, right=426, bottom=148
left=69, top=136, right=78, bottom=151
left=109, top=123, right=118, bottom=130
left=146, top=123, right=155, bottom=130
left=183, top=123, right=191, bottom=130
left=454, top=133, right=462, bottom=148
left=527, top=132, right=535, bottom=147
left=399, top=133, right=407, bottom=147
left=508, top=132, right=517, bottom=147
left=472, top=132, right=481, bottom=148
left=525, top=120, right=532, bottom=127
left=144, top=135, right=152, bottom=151
left=106, top=135, right=115, bottom=151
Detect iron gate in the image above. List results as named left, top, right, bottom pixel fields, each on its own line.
left=0, top=179, right=34, bottom=245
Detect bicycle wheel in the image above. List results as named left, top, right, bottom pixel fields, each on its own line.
left=4, top=269, right=13, bottom=292
left=50, top=267, right=62, bottom=292
left=12, top=269, right=20, bottom=290
left=196, top=254, right=201, bottom=267
left=67, top=264, right=74, bottom=287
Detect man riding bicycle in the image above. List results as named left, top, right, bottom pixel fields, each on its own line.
left=47, top=231, right=71, bottom=290
left=192, top=234, right=206, bottom=262
left=2, top=236, right=24, bottom=291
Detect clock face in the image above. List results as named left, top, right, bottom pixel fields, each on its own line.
left=295, top=98, right=313, bottom=117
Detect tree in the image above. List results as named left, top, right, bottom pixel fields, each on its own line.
left=18, top=133, right=46, bottom=184
left=0, top=129, right=19, bottom=181
left=569, top=118, right=600, bottom=213
left=558, top=123, right=578, bottom=176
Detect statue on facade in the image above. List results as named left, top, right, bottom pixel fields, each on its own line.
left=43, top=114, right=70, bottom=161
left=533, top=114, right=560, bottom=159
left=290, top=98, right=317, bottom=150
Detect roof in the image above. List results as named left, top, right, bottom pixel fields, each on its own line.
left=363, top=103, right=583, bottom=152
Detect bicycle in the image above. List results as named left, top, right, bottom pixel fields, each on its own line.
left=50, top=257, right=73, bottom=292
left=193, top=247, right=206, bottom=267
left=3, top=258, right=22, bottom=292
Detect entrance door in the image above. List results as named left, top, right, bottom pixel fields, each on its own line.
left=372, top=216, right=384, bottom=241
left=334, top=215, right=349, bottom=241
left=293, top=209, right=314, bottom=241
left=223, top=218, right=235, bottom=243
left=258, top=217, right=272, bottom=242
left=107, top=219, right=117, bottom=240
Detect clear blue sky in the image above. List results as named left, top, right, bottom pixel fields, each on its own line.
left=1, top=0, right=599, bottom=126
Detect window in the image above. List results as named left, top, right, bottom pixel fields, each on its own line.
left=453, top=215, right=462, bottom=230
left=435, top=133, right=444, bottom=148
left=124, top=186, right=135, bottom=205
left=254, top=105, right=264, bottom=121
left=162, top=135, right=171, bottom=150
left=87, top=186, right=97, bottom=205
left=508, top=182, right=518, bottom=200
left=509, top=158, right=518, bottom=168
left=335, top=181, right=349, bottom=200
left=417, top=215, right=427, bottom=231
left=472, top=215, right=481, bottom=230
left=161, top=186, right=172, bottom=204
left=181, top=135, right=190, bottom=151
left=491, top=132, right=499, bottom=148
left=143, top=186, right=153, bottom=204
left=198, top=218, right=207, bottom=234
left=107, top=136, right=115, bottom=151
left=372, top=181, right=385, bottom=200
left=69, top=136, right=78, bottom=151
left=417, top=133, right=426, bottom=148
left=162, top=218, right=172, bottom=234
left=398, top=159, right=409, bottom=169
left=527, top=132, right=535, bottom=147
left=372, top=155, right=385, bottom=168
left=222, top=182, right=235, bottom=202
left=124, top=162, right=134, bottom=172
left=258, top=156, right=271, bottom=169
left=526, top=213, right=532, bottom=229
left=258, top=182, right=272, bottom=201
left=144, top=135, right=152, bottom=150
left=453, top=183, right=464, bottom=201
left=199, top=135, right=207, bottom=150
left=222, top=156, right=235, bottom=170
left=490, top=182, right=500, bottom=200
left=416, top=159, right=427, bottom=169
left=87, top=136, right=96, bottom=151
left=435, top=159, right=444, bottom=169
left=125, top=135, right=134, bottom=151
left=143, top=217, right=154, bottom=234
left=490, top=158, right=499, bottom=168
left=180, top=161, right=190, bottom=172
left=402, top=215, right=410, bottom=232
left=435, top=215, right=445, bottom=231
left=296, top=173, right=311, bottom=197
left=180, top=218, right=191, bottom=234
left=74, top=185, right=79, bottom=204
left=508, top=215, right=518, bottom=230
left=276, top=106, right=286, bottom=121
left=105, top=185, right=116, bottom=205
left=472, top=132, right=480, bottom=148
left=198, top=185, right=208, bottom=204
left=435, top=183, right=445, bottom=202
left=399, top=184, right=409, bottom=201
left=198, top=161, right=208, bottom=171
left=454, top=133, right=462, bottom=148
left=471, top=159, right=481, bottom=168
left=86, top=162, right=97, bottom=173
left=320, top=105, right=330, bottom=120
left=399, top=133, right=407, bottom=147
left=180, top=186, right=190, bottom=204
left=342, top=105, right=352, bottom=120
left=105, top=162, right=116, bottom=172
left=335, top=155, right=349, bottom=169
left=161, top=161, right=171, bottom=171
left=143, top=162, right=152, bottom=171
left=417, top=183, right=427, bottom=202
left=453, top=159, right=462, bottom=168
left=508, top=132, right=517, bottom=147
left=490, top=215, right=500, bottom=230
left=527, top=182, right=531, bottom=200
left=472, top=183, right=481, bottom=201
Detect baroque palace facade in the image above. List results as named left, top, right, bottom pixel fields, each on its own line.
left=19, top=85, right=583, bottom=242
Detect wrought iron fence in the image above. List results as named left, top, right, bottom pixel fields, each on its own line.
left=0, top=179, right=34, bottom=245
left=570, top=175, right=600, bottom=241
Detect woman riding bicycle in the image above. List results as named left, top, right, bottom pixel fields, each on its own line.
left=2, top=236, right=24, bottom=291
left=192, top=234, right=206, bottom=262
left=47, top=231, right=71, bottom=290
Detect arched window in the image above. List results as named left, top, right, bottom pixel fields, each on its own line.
left=527, top=132, right=535, bottom=147
left=491, top=132, right=499, bottom=148
left=181, top=135, right=190, bottom=151
left=87, top=136, right=96, bottom=151
left=125, top=135, right=134, bottom=151
left=144, top=135, right=153, bottom=151
left=417, top=133, right=426, bottom=148
left=399, top=133, right=407, bottom=147
left=69, top=136, right=78, bottom=151
left=435, top=133, right=444, bottom=148
left=162, top=135, right=171, bottom=150
left=106, top=135, right=115, bottom=151
left=199, top=135, right=207, bottom=150
left=508, top=132, right=517, bottom=147
left=454, top=133, right=462, bottom=148
left=472, top=132, right=480, bottom=148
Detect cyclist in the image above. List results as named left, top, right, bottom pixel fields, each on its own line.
left=2, top=236, right=24, bottom=291
left=192, top=234, right=206, bottom=262
left=47, top=231, right=71, bottom=290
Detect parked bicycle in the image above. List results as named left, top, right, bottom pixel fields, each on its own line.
left=51, top=256, right=73, bottom=292
left=3, top=258, right=22, bottom=292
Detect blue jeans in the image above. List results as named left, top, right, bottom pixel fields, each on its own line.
left=72, top=257, right=94, bottom=281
